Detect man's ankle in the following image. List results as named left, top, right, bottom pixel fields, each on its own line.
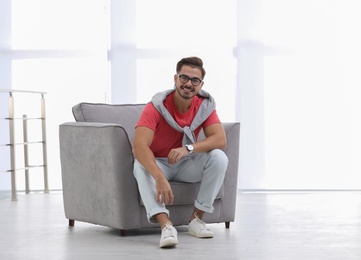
left=190, top=209, right=205, bottom=222
left=156, top=213, right=172, bottom=229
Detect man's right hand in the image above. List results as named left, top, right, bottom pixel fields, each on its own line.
left=155, top=176, right=174, bottom=205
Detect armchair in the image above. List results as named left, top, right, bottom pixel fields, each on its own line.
left=59, top=102, right=240, bottom=235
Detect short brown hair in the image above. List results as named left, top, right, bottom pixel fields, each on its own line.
left=176, top=57, right=206, bottom=79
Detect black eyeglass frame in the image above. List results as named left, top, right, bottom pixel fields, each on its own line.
left=177, top=74, right=203, bottom=86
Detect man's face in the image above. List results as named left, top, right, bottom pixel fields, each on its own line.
left=174, top=65, right=204, bottom=100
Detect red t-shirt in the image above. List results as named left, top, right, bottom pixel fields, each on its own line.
left=136, top=91, right=221, bottom=157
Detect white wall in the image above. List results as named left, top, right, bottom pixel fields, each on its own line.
left=0, top=0, right=12, bottom=190
left=236, top=0, right=265, bottom=189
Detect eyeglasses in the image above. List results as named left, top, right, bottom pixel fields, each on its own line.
left=177, top=74, right=202, bottom=86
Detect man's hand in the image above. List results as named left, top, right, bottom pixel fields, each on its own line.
left=167, top=146, right=189, bottom=164
left=155, top=176, right=174, bottom=205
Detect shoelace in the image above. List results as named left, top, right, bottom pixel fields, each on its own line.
left=162, top=222, right=175, bottom=238
left=194, top=214, right=210, bottom=231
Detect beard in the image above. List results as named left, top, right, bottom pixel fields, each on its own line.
left=176, top=85, right=197, bottom=100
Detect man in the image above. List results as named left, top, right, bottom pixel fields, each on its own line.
left=133, top=56, right=228, bottom=248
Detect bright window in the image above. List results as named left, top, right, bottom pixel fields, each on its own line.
left=262, top=0, right=361, bottom=189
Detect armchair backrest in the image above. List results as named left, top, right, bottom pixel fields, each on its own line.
left=72, top=103, right=145, bottom=143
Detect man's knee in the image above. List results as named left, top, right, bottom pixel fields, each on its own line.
left=209, top=149, right=229, bottom=170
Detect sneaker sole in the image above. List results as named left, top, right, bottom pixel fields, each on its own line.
left=188, top=230, right=214, bottom=238
left=160, top=238, right=178, bottom=248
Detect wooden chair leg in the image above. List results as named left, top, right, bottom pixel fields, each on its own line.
left=120, top=229, right=127, bottom=236
left=69, top=219, right=75, bottom=227
left=225, top=221, right=230, bottom=229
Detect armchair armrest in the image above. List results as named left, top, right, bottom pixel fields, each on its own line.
left=59, top=122, right=141, bottom=229
left=221, top=122, right=240, bottom=221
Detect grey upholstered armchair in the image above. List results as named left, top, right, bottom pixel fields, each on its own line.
left=59, top=103, right=240, bottom=235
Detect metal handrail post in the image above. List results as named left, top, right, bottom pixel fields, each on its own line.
left=23, top=114, right=30, bottom=194
left=41, top=94, right=49, bottom=193
left=9, top=93, right=17, bottom=201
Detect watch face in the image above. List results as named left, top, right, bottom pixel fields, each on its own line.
left=187, top=144, right=194, bottom=151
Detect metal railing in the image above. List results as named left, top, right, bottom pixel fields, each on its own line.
left=0, top=89, right=49, bottom=201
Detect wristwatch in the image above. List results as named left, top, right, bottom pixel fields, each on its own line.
left=185, top=144, right=194, bottom=154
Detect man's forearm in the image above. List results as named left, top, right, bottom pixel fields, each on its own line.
left=134, top=147, right=165, bottom=180
left=192, top=134, right=226, bottom=153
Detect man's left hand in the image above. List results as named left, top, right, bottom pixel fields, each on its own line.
left=167, top=147, right=189, bottom=164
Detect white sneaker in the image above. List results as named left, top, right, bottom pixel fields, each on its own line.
left=188, top=214, right=214, bottom=238
left=159, top=222, right=178, bottom=248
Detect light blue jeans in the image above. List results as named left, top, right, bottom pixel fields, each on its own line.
left=133, top=149, right=229, bottom=223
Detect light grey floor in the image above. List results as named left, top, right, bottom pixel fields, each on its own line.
left=0, top=190, right=360, bottom=260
